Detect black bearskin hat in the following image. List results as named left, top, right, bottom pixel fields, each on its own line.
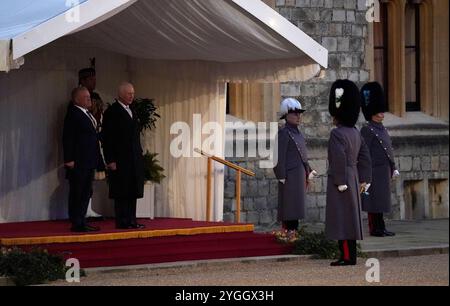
left=78, top=58, right=96, bottom=83
left=360, top=82, right=387, bottom=121
left=329, top=79, right=361, bottom=127
left=78, top=68, right=96, bottom=82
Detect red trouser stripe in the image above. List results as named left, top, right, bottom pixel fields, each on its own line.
left=343, top=240, right=350, bottom=261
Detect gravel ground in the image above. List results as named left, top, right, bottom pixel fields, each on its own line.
left=47, top=254, right=448, bottom=286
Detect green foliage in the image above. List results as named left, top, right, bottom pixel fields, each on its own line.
left=293, top=226, right=340, bottom=259
left=0, top=247, right=67, bottom=286
left=128, top=98, right=164, bottom=184
left=131, top=98, right=160, bottom=134
left=292, top=226, right=365, bottom=260
left=143, top=152, right=166, bottom=184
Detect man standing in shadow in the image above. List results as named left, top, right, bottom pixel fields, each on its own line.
left=102, top=82, right=145, bottom=230
left=63, top=87, right=102, bottom=232
left=78, top=64, right=106, bottom=218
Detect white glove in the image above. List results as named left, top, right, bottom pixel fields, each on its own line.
left=392, top=170, right=400, bottom=179
left=308, top=170, right=318, bottom=180
left=338, top=185, right=348, bottom=192
left=279, top=179, right=286, bottom=184
left=360, top=182, right=371, bottom=194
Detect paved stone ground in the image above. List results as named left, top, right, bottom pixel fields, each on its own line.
left=47, top=254, right=448, bottom=286
left=256, top=219, right=449, bottom=252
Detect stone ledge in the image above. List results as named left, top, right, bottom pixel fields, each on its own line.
left=0, top=276, right=14, bottom=286
left=363, top=245, right=449, bottom=259
left=84, top=255, right=311, bottom=275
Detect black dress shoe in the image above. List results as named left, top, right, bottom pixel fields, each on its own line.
left=330, top=260, right=356, bottom=266
left=383, top=230, right=396, bottom=236
left=87, top=216, right=106, bottom=222
left=71, top=225, right=100, bottom=232
left=71, top=226, right=88, bottom=232
left=85, top=225, right=100, bottom=232
left=129, top=223, right=145, bottom=229
left=370, top=230, right=386, bottom=237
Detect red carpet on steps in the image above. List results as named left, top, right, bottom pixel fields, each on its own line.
left=0, top=218, right=293, bottom=268
left=0, top=218, right=243, bottom=238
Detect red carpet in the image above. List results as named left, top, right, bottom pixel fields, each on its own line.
left=0, top=218, right=293, bottom=268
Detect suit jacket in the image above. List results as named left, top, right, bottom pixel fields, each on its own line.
left=102, top=101, right=145, bottom=199
left=63, top=104, right=101, bottom=171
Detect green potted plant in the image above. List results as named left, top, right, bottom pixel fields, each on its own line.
left=131, top=98, right=160, bottom=134
left=131, top=98, right=164, bottom=219
left=143, top=152, right=166, bottom=184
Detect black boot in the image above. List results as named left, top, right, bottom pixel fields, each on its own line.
left=331, top=240, right=356, bottom=266
left=282, top=220, right=299, bottom=231
left=370, top=213, right=386, bottom=237
left=348, top=240, right=357, bottom=265
left=380, top=214, right=396, bottom=236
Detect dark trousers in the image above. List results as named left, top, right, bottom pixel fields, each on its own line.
left=282, top=220, right=299, bottom=231
left=338, top=240, right=357, bottom=263
left=68, top=168, right=94, bottom=228
left=114, top=198, right=137, bottom=227
left=368, top=213, right=385, bottom=234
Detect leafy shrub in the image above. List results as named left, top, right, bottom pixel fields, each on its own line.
left=0, top=247, right=67, bottom=286
left=292, top=226, right=365, bottom=259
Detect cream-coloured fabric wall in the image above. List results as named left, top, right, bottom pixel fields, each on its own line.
left=131, top=60, right=226, bottom=221
left=0, top=37, right=130, bottom=222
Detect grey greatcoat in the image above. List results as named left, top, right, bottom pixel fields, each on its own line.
left=273, top=124, right=312, bottom=221
left=360, top=121, right=397, bottom=213
left=325, top=126, right=372, bottom=241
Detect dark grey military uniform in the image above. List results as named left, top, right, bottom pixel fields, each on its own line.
left=325, top=126, right=372, bottom=241
left=273, top=123, right=312, bottom=221
left=360, top=121, right=397, bottom=213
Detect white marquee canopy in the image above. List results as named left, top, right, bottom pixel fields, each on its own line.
left=1, top=0, right=327, bottom=73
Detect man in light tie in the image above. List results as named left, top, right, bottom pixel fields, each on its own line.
left=63, top=87, right=102, bottom=232
left=102, top=82, right=145, bottom=229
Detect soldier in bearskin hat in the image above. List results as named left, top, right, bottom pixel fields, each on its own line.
left=273, top=98, right=318, bottom=231
left=360, top=82, right=399, bottom=237
left=78, top=58, right=105, bottom=128
left=325, top=80, right=372, bottom=266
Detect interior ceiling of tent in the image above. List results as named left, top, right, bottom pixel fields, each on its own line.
left=72, top=0, right=310, bottom=63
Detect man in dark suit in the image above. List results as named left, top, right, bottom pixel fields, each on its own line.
left=63, top=87, right=102, bottom=232
left=102, top=82, right=145, bottom=229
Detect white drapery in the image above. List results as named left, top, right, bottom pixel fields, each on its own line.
left=132, top=65, right=227, bottom=221
left=73, top=0, right=317, bottom=63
